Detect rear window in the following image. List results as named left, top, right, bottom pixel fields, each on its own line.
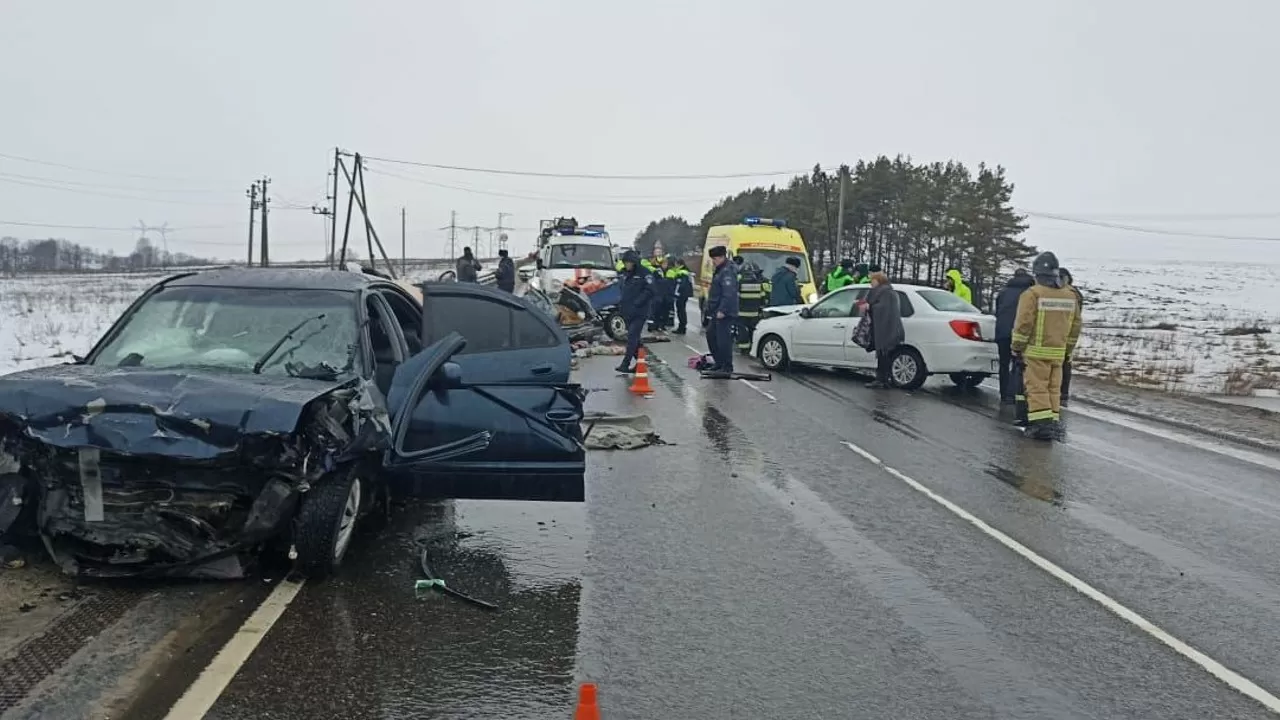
left=917, top=289, right=979, bottom=313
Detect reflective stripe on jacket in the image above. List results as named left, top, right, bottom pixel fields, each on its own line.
left=1010, top=283, right=1082, bottom=361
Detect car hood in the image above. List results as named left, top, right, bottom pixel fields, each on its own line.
left=760, top=304, right=807, bottom=319
left=0, top=364, right=354, bottom=459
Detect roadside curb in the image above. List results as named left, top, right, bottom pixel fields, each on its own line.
left=1071, top=395, right=1280, bottom=454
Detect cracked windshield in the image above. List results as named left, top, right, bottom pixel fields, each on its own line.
left=2, top=2, right=1279, bottom=720
left=93, top=287, right=358, bottom=377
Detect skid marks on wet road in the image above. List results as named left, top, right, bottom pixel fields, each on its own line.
left=645, top=338, right=1280, bottom=716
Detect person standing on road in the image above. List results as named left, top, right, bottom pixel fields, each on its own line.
left=494, top=249, right=516, bottom=293
left=859, top=271, right=905, bottom=389
left=824, top=259, right=856, bottom=293
left=944, top=268, right=973, bottom=304
left=704, top=245, right=738, bottom=374
left=994, top=268, right=1034, bottom=404
left=616, top=250, right=656, bottom=374
left=1011, top=252, right=1082, bottom=440
left=1058, top=267, right=1084, bottom=406
left=769, top=257, right=804, bottom=307
left=670, top=258, right=693, bottom=335
left=456, top=246, right=482, bottom=283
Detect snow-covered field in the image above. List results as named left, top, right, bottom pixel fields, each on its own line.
left=2, top=259, right=1278, bottom=396
left=1066, top=260, right=1280, bottom=395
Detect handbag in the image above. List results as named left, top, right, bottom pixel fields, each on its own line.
left=851, top=313, right=874, bottom=351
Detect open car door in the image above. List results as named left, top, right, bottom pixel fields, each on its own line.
left=381, top=331, right=587, bottom=502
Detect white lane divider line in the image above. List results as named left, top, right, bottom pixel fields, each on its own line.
left=679, top=342, right=775, bottom=401
left=840, top=439, right=1280, bottom=714
left=739, top=379, right=777, bottom=402
left=164, top=578, right=306, bottom=720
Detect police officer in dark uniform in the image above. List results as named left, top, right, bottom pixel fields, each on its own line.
left=703, top=245, right=739, bottom=374
left=616, top=250, right=656, bottom=374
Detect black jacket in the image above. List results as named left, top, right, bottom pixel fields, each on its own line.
left=994, top=273, right=1034, bottom=341
left=705, top=262, right=740, bottom=318
left=618, top=268, right=656, bottom=321
left=495, top=256, right=516, bottom=291
left=456, top=254, right=481, bottom=283
left=866, top=283, right=905, bottom=353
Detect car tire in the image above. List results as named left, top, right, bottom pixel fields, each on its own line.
left=758, top=334, right=790, bottom=371
left=889, top=347, right=928, bottom=390
left=295, top=472, right=363, bottom=579
left=604, top=312, right=628, bottom=342
left=949, top=372, right=988, bottom=389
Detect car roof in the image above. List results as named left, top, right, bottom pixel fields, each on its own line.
left=162, top=267, right=381, bottom=292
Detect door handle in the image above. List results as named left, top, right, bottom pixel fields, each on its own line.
left=531, top=363, right=553, bottom=375
left=832, top=323, right=846, bottom=329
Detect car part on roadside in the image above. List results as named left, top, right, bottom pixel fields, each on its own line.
left=415, top=546, right=498, bottom=611
left=699, top=370, right=773, bottom=381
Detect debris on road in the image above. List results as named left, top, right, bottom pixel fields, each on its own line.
left=1, top=544, right=24, bottom=569
left=583, top=412, right=665, bottom=449
left=415, top=547, right=499, bottom=611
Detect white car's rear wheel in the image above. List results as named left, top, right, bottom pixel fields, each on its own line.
left=890, top=348, right=927, bottom=390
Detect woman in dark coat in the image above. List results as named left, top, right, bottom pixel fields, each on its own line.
left=862, top=271, right=905, bottom=389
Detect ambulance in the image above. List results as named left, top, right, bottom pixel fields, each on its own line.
left=531, top=217, right=617, bottom=294
left=696, top=217, right=818, bottom=312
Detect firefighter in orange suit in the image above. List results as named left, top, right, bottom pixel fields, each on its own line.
left=1010, top=251, right=1082, bottom=441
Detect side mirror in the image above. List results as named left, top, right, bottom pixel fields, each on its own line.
left=798, top=307, right=812, bottom=319
left=428, top=361, right=464, bottom=390
left=535, top=258, right=544, bottom=270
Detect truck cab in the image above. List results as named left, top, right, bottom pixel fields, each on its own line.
left=533, top=217, right=617, bottom=294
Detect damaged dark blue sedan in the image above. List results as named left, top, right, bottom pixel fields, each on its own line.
left=0, top=269, right=586, bottom=579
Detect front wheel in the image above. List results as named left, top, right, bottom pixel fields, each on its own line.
left=949, top=372, right=988, bottom=389
left=294, top=472, right=363, bottom=579
left=889, top=348, right=928, bottom=390
left=604, top=312, right=628, bottom=342
left=757, top=334, right=790, bottom=371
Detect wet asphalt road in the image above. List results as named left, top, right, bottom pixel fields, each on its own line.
left=161, top=328, right=1280, bottom=720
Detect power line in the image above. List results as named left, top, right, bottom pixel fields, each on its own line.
left=0, top=170, right=226, bottom=195
left=361, top=154, right=809, bottom=181
left=0, top=219, right=236, bottom=232
left=0, top=175, right=240, bottom=207
left=364, top=166, right=726, bottom=206
left=1023, top=210, right=1280, bottom=242
left=1032, top=210, right=1280, bottom=223
left=0, top=150, right=223, bottom=183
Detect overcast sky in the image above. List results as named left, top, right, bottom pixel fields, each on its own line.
left=1, top=0, right=1276, bottom=264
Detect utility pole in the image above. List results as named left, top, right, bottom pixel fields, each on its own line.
left=246, top=183, right=259, bottom=266
left=329, top=149, right=340, bottom=268
left=496, top=212, right=511, bottom=255
left=259, top=176, right=271, bottom=267
left=400, top=207, right=407, bottom=275
left=448, top=210, right=457, bottom=261
left=311, top=201, right=332, bottom=264
left=835, top=166, right=847, bottom=262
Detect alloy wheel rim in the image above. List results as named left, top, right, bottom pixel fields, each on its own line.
left=762, top=340, right=783, bottom=367
left=892, top=355, right=917, bottom=385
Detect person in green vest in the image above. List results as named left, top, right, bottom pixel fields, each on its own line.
left=852, top=262, right=871, bottom=284
left=944, top=268, right=973, bottom=304
left=824, top=259, right=856, bottom=293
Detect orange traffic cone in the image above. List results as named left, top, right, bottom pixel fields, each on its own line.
left=629, top=348, right=654, bottom=395
left=574, top=683, right=600, bottom=720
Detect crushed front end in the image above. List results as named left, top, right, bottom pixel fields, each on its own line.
left=0, top=370, right=390, bottom=580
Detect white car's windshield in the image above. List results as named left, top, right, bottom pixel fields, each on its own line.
left=737, top=250, right=810, bottom=282
left=91, top=286, right=360, bottom=377
left=548, top=243, right=613, bottom=269
left=917, top=288, right=981, bottom=314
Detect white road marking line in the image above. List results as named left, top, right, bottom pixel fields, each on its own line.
left=163, top=578, right=306, bottom=720
left=840, top=439, right=1280, bottom=714
left=679, top=342, right=774, bottom=400
left=739, top=379, right=777, bottom=402
left=1069, top=403, right=1280, bottom=473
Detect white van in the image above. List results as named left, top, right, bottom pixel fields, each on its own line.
left=534, top=222, right=617, bottom=293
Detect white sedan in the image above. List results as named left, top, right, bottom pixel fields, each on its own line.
left=749, top=283, right=999, bottom=390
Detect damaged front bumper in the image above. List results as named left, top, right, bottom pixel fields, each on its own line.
left=0, top=373, right=390, bottom=579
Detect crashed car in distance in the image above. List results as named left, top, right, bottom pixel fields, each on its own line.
left=0, top=269, right=586, bottom=579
